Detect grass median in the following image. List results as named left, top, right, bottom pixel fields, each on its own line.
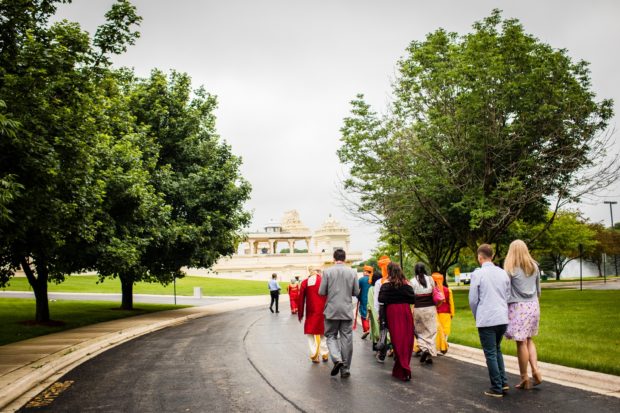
left=2, top=275, right=288, bottom=296
left=450, top=289, right=620, bottom=376
left=0, top=298, right=189, bottom=346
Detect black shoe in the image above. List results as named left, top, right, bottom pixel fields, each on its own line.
left=484, top=389, right=504, bottom=398
left=425, top=356, right=433, bottom=364
left=502, top=384, right=510, bottom=392
left=276, top=310, right=279, bottom=313
left=420, top=351, right=428, bottom=363
left=331, top=361, right=343, bottom=376
left=361, top=331, right=369, bottom=340
left=340, top=369, right=350, bottom=378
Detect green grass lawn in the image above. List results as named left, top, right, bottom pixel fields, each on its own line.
left=2, top=276, right=288, bottom=296
left=450, top=289, right=620, bottom=376
left=0, top=298, right=188, bottom=346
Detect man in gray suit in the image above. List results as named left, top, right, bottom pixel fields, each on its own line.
left=318, top=249, right=360, bottom=378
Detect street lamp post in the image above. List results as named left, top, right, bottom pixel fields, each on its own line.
left=604, top=201, right=617, bottom=227
left=579, top=243, right=583, bottom=291
left=603, top=201, right=618, bottom=276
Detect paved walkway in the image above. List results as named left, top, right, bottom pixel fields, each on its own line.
left=1, top=294, right=619, bottom=412
left=0, top=291, right=229, bottom=306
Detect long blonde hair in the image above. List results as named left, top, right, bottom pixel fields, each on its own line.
left=503, top=239, right=537, bottom=277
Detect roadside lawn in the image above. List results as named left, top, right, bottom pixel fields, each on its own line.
left=2, top=276, right=288, bottom=296
left=450, top=289, right=620, bottom=376
left=0, top=298, right=188, bottom=346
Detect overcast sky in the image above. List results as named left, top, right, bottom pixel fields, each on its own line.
left=55, top=0, right=620, bottom=258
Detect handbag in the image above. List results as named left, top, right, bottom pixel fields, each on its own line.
left=433, top=286, right=445, bottom=305
left=375, top=304, right=389, bottom=351
left=376, top=327, right=389, bottom=352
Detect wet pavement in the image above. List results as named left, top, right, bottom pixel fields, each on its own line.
left=17, top=307, right=620, bottom=413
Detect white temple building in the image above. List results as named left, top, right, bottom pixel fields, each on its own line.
left=206, top=210, right=362, bottom=280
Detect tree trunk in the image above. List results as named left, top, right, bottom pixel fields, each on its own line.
left=553, top=255, right=562, bottom=280
left=20, top=257, right=50, bottom=323
left=120, top=274, right=133, bottom=310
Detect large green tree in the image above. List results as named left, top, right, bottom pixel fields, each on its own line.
left=339, top=10, right=616, bottom=267
left=101, top=70, right=252, bottom=309
left=0, top=0, right=141, bottom=321
left=86, top=70, right=173, bottom=310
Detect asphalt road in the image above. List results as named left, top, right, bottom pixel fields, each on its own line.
left=19, top=307, right=620, bottom=413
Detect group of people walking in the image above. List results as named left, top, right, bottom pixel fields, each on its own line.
left=368, top=257, right=454, bottom=380
left=269, top=240, right=542, bottom=397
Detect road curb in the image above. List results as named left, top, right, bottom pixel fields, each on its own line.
left=445, top=343, right=620, bottom=398
left=0, top=295, right=272, bottom=412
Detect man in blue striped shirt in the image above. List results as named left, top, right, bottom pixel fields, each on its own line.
left=268, top=273, right=281, bottom=313
left=469, top=244, right=511, bottom=398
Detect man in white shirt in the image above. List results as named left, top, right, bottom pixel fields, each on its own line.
left=268, top=273, right=281, bottom=313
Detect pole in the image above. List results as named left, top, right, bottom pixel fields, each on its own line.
left=173, top=276, right=177, bottom=305
left=399, top=232, right=403, bottom=269
left=606, top=202, right=616, bottom=227
left=579, top=244, right=583, bottom=291
left=603, top=253, right=607, bottom=284
left=604, top=201, right=618, bottom=276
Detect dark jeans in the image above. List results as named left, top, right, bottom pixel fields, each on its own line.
left=478, top=324, right=508, bottom=393
left=269, top=291, right=279, bottom=312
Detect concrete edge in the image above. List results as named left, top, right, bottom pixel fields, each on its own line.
left=353, top=317, right=620, bottom=399
left=0, top=296, right=271, bottom=412
left=444, top=343, right=620, bottom=399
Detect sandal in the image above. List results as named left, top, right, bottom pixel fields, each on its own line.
left=515, top=376, right=532, bottom=390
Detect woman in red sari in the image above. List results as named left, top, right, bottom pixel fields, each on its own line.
left=288, top=275, right=301, bottom=314
left=378, top=262, right=416, bottom=381
left=298, top=268, right=329, bottom=362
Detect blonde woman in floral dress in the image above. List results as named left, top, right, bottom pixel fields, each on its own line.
left=504, top=240, right=543, bottom=390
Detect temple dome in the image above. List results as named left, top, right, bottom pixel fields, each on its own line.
left=264, top=218, right=282, bottom=233
left=281, top=210, right=310, bottom=233
left=315, top=214, right=349, bottom=236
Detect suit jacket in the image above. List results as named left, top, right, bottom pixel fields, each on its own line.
left=318, top=263, right=360, bottom=320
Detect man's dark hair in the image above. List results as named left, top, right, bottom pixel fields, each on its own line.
left=272, top=273, right=277, bottom=279
left=477, top=244, right=494, bottom=259
left=333, top=249, right=346, bottom=262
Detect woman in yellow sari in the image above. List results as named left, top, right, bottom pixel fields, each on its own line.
left=432, top=272, right=454, bottom=353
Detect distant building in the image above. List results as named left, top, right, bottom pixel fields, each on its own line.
left=205, top=210, right=362, bottom=280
